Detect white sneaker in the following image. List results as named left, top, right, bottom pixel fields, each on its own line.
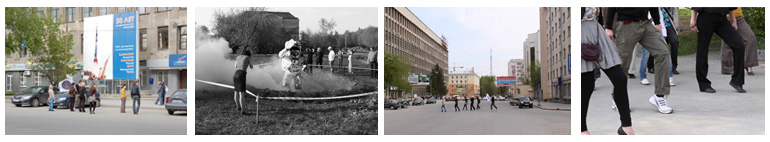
left=648, top=95, right=673, bottom=114
left=611, top=99, right=617, bottom=111
left=669, top=77, right=675, bottom=86
left=640, top=79, right=650, bottom=85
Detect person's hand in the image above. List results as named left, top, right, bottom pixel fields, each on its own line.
left=605, top=29, right=615, bottom=42
left=732, top=22, right=738, bottom=30
left=655, top=25, right=661, bottom=33
left=690, top=22, right=699, bottom=33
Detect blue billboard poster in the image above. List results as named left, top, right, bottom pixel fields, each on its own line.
left=169, top=54, right=187, bottom=67
left=113, top=12, right=139, bottom=79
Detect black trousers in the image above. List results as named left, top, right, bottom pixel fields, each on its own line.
left=582, top=65, right=631, bottom=132
left=470, top=102, right=475, bottom=110
left=462, top=103, right=467, bottom=110
left=68, top=96, right=75, bottom=111
left=490, top=102, right=497, bottom=109
left=454, top=104, right=460, bottom=111
left=695, top=13, right=745, bottom=90
left=77, top=96, right=86, bottom=112
left=648, top=26, right=680, bottom=71
left=89, top=101, right=96, bottom=113
left=370, top=62, right=377, bottom=78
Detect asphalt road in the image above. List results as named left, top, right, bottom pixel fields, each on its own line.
left=585, top=54, right=765, bottom=135
left=5, top=97, right=187, bottom=135
left=384, top=102, right=570, bottom=135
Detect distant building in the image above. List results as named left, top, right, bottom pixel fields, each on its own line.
left=520, top=31, right=540, bottom=98
left=508, top=59, right=526, bottom=97
left=384, top=7, right=449, bottom=98
left=448, top=71, right=480, bottom=98
left=540, top=7, right=571, bottom=103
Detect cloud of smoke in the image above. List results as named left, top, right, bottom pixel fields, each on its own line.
left=195, top=26, right=353, bottom=93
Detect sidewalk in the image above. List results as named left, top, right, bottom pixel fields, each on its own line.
left=534, top=102, right=571, bottom=111
left=585, top=53, right=764, bottom=134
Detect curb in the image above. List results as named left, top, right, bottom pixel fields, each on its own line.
left=535, top=105, right=571, bottom=111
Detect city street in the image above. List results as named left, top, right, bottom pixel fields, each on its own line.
left=5, top=96, right=187, bottom=135
left=585, top=54, right=765, bottom=135
left=384, top=102, right=570, bottom=135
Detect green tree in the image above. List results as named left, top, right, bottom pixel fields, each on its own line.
left=6, top=7, right=75, bottom=86
left=427, top=64, right=447, bottom=97
left=384, top=53, right=412, bottom=97
left=479, top=75, right=498, bottom=96
left=213, top=7, right=286, bottom=54
left=520, top=62, right=541, bottom=89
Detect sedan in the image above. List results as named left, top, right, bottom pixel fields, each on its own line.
left=412, top=98, right=424, bottom=106
left=426, top=98, right=437, bottom=104
left=384, top=99, right=401, bottom=110
left=509, top=97, right=521, bottom=106
left=165, top=89, right=187, bottom=115
left=11, top=86, right=54, bottom=107
left=519, top=97, right=533, bottom=109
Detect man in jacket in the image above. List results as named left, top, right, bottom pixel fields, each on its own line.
left=131, top=81, right=141, bottom=114
left=155, top=81, right=166, bottom=105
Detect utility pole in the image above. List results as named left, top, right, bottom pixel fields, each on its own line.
left=489, top=48, right=493, bottom=76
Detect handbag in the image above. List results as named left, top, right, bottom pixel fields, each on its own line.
left=581, top=43, right=600, bottom=61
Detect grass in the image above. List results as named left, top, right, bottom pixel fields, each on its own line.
left=195, top=57, right=378, bottom=135
left=678, top=33, right=765, bottom=55
left=6, top=93, right=15, bottom=96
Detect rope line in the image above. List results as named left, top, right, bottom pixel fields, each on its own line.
left=195, top=79, right=376, bottom=100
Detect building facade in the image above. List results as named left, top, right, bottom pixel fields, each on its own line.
left=384, top=7, right=449, bottom=97
left=508, top=59, right=526, bottom=97
left=520, top=31, right=540, bottom=98
left=5, top=7, right=187, bottom=95
left=540, top=7, right=571, bottom=103
left=447, top=71, right=480, bottom=98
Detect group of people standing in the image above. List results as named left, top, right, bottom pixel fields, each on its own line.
left=440, top=95, right=496, bottom=112
left=302, top=44, right=378, bottom=77
left=581, top=7, right=758, bottom=135
left=51, top=80, right=144, bottom=115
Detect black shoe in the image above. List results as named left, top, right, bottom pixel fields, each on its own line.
left=722, top=72, right=732, bottom=75
left=628, top=74, right=636, bottom=79
left=617, top=126, right=627, bottom=135
left=672, top=70, right=680, bottom=75
left=747, top=71, right=755, bottom=76
left=700, top=88, right=716, bottom=93
left=729, top=82, right=746, bottom=93
left=648, top=68, right=654, bottom=74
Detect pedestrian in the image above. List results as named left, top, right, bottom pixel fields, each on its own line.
left=88, top=84, right=97, bottom=114
left=470, top=97, right=475, bottom=111
left=328, top=46, right=336, bottom=72
left=605, top=7, right=672, bottom=114
left=720, top=7, right=758, bottom=76
left=476, top=96, right=481, bottom=109
left=234, top=48, right=253, bottom=114
left=490, top=96, right=498, bottom=110
left=131, top=81, right=141, bottom=115
left=462, top=97, right=468, bottom=110
left=582, top=7, right=634, bottom=135
left=348, top=49, right=353, bottom=73
left=440, top=99, right=446, bottom=112
left=77, top=81, right=87, bottom=113
left=48, top=85, right=55, bottom=112
left=691, top=7, right=746, bottom=93
left=368, top=47, right=377, bottom=78
left=306, top=47, right=314, bottom=73
left=155, top=81, right=166, bottom=105
left=68, top=82, right=77, bottom=112
left=453, top=97, right=460, bottom=112
left=120, top=84, right=127, bottom=113
left=316, top=47, right=324, bottom=70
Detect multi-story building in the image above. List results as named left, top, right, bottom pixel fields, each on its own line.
left=508, top=59, right=527, bottom=97
left=540, top=7, right=571, bottom=103
left=5, top=7, right=187, bottom=95
left=384, top=7, right=449, bottom=98
left=520, top=31, right=540, bottom=98
left=447, top=71, right=480, bottom=98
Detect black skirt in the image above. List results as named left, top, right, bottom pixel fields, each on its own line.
left=234, top=70, right=247, bottom=92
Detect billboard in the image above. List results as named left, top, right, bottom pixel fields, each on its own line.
left=83, top=12, right=139, bottom=80
left=169, top=54, right=187, bottom=67
left=496, top=76, right=516, bottom=86
left=409, top=74, right=429, bottom=86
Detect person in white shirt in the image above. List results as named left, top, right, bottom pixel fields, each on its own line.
left=328, top=46, right=336, bottom=72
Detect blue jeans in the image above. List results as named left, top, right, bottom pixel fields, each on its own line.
left=48, top=98, right=54, bottom=111
left=441, top=104, right=446, bottom=112
left=640, top=48, right=673, bottom=80
left=132, top=96, right=141, bottom=113
left=155, top=93, right=165, bottom=105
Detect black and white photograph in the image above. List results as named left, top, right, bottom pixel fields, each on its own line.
left=194, top=7, right=378, bottom=135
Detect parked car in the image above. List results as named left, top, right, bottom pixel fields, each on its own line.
left=384, top=99, right=402, bottom=110
left=53, top=93, right=71, bottom=109
left=73, top=87, right=101, bottom=107
left=426, top=98, right=437, bottom=104
left=495, top=96, right=506, bottom=101
left=165, top=89, right=187, bottom=115
left=519, top=97, right=533, bottom=108
left=509, top=97, right=521, bottom=106
left=397, top=97, right=410, bottom=107
left=11, top=86, right=60, bottom=107
left=412, top=98, right=424, bottom=106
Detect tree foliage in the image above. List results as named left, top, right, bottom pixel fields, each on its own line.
left=519, top=62, right=541, bottom=89
left=6, top=7, right=75, bottom=86
left=743, top=7, right=765, bottom=37
left=428, top=64, right=447, bottom=96
left=384, top=53, right=412, bottom=93
left=479, top=75, right=498, bottom=96
left=213, top=7, right=289, bottom=54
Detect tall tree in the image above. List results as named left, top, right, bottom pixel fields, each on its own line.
left=213, top=7, right=286, bottom=54
left=519, top=62, right=541, bottom=89
left=384, top=53, right=412, bottom=97
left=428, top=64, right=447, bottom=97
left=479, top=76, right=498, bottom=96
left=6, top=7, right=75, bottom=86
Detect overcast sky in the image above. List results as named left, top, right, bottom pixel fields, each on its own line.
left=197, top=7, right=378, bottom=34
left=408, top=7, right=540, bottom=76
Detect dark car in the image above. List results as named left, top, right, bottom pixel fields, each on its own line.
left=426, top=98, right=437, bottom=104
left=71, top=87, right=101, bottom=107
left=384, top=99, right=402, bottom=110
left=412, top=98, right=424, bottom=106
left=519, top=97, right=533, bottom=108
left=509, top=97, right=521, bottom=106
left=53, top=93, right=71, bottom=109
left=397, top=97, right=410, bottom=108
left=11, top=86, right=59, bottom=107
left=165, top=89, right=187, bottom=115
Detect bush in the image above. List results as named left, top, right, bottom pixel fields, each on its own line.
left=6, top=93, right=15, bottom=96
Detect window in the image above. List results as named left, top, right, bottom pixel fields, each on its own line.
left=180, top=7, right=187, bottom=10
left=34, top=72, right=41, bottom=86
left=66, top=7, right=75, bottom=22
left=157, top=7, right=170, bottom=12
left=138, top=7, right=150, bottom=14
left=99, top=7, right=111, bottom=15
left=20, top=75, right=27, bottom=87
left=80, top=34, right=84, bottom=55
left=117, top=7, right=130, bottom=13
left=140, top=29, right=147, bottom=51
left=158, top=27, right=169, bottom=50
left=50, top=8, right=59, bottom=23
left=37, top=7, right=45, bottom=17
left=141, top=70, right=148, bottom=87
left=82, top=7, right=92, bottom=19
left=179, top=26, right=187, bottom=50
left=156, top=71, right=169, bottom=87
left=6, top=75, right=12, bottom=91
